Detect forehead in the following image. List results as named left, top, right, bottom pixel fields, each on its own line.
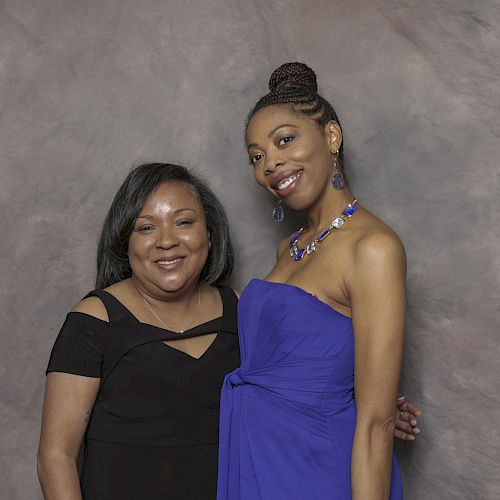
left=246, top=104, right=318, bottom=143
left=141, top=181, right=203, bottom=211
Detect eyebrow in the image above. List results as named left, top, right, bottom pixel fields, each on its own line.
left=247, top=124, right=298, bottom=150
left=137, top=208, right=198, bottom=219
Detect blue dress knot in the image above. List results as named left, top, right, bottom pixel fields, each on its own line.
left=227, top=369, right=245, bottom=387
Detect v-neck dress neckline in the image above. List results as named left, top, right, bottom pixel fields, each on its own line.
left=46, top=285, right=240, bottom=500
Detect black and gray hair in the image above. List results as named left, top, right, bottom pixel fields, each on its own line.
left=247, top=62, right=345, bottom=168
left=96, top=163, right=233, bottom=289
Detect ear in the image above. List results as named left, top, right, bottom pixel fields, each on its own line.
left=324, top=121, right=343, bottom=154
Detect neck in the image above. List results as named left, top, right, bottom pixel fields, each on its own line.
left=131, top=276, right=201, bottom=309
left=305, top=187, right=355, bottom=233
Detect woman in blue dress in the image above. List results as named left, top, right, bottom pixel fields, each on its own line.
left=217, top=63, right=407, bottom=499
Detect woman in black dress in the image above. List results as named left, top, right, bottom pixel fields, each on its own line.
left=37, top=162, right=421, bottom=500
left=38, top=163, right=239, bottom=499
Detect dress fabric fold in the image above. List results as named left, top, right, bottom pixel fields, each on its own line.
left=217, top=279, right=402, bottom=500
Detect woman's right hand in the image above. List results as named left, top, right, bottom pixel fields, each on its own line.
left=37, top=372, right=100, bottom=500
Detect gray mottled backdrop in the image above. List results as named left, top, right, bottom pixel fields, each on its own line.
left=1, top=0, right=499, bottom=498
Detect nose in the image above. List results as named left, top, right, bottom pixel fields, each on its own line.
left=264, top=149, right=284, bottom=174
left=155, top=224, right=179, bottom=249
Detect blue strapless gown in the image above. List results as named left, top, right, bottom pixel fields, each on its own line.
left=217, top=279, right=402, bottom=499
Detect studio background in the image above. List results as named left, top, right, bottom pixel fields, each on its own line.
left=1, top=0, right=499, bottom=498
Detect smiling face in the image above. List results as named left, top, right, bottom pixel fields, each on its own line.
left=128, top=181, right=210, bottom=296
left=246, top=104, right=342, bottom=212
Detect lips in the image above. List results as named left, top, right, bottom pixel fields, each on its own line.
left=270, top=169, right=303, bottom=197
left=270, top=169, right=303, bottom=189
left=154, top=256, right=185, bottom=268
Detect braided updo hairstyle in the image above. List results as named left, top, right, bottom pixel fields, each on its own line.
left=248, top=62, right=344, bottom=167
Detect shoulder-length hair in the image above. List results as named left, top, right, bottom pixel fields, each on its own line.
left=96, top=163, right=233, bottom=288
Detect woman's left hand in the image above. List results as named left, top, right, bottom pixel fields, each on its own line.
left=394, top=396, right=422, bottom=441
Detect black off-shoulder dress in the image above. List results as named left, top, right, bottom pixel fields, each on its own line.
left=46, top=286, right=240, bottom=500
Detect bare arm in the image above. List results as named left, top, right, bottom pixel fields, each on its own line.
left=349, top=233, right=406, bottom=500
left=37, top=373, right=100, bottom=500
left=38, top=297, right=107, bottom=499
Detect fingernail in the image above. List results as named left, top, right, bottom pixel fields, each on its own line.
left=411, top=420, right=417, bottom=426
left=397, top=396, right=405, bottom=400
left=409, top=435, right=415, bottom=440
left=414, top=428, right=420, bottom=434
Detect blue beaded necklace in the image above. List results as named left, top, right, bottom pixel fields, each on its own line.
left=289, top=199, right=359, bottom=261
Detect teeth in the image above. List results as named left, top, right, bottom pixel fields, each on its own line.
left=157, top=258, right=182, bottom=264
left=277, top=173, right=301, bottom=190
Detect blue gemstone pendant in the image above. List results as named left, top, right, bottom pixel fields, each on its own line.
left=342, top=203, right=358, bottom=217
left=332, top=172, right=345, bottom=190
left=317, top=229, right=330, bottom=241
left=290, top=232, right=300, bottom=246
left=272, top=202, right=284, bottom=222
left=293, top=248, right=305, bottom=261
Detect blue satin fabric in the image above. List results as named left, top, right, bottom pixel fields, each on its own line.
left=217, top=279, right=402, bottom=499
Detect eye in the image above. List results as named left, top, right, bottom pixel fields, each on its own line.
left=177, top=219, right=194, bottom=227
left=278, top=135, right=294, bottom=146
left=137, top=224, right=154, bottom=232
left=249, top=154, right=264, bottom=166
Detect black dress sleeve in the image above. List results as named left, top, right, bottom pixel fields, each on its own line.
left=46, top=312, right=107, bottom=378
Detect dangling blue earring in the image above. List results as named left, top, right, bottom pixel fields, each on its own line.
left=272, top=199, right=284, bottom=222
left=331, top=151, right=345, bottom=190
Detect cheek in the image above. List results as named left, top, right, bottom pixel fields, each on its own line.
left=182, top=231, right=209, bottom=252
left=290, top=144, right=312, bottom=162
left=128, top=236, right=152, bottom=261
left=253, top=167, right=267, bottom=187
left=293, top=139, right=328, bottom=163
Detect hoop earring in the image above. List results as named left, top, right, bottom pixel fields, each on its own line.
left=272, top=199, right=284, bottom=222
left=331, top=152, right=345, bottom=190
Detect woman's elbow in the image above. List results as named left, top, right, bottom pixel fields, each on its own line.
left=37, top=446, right=76, bottom=482
left=37, top=447, right=54, bottom=483
left=356, top=414, right=396, bottom=448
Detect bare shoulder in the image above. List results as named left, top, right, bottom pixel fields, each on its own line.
left=71, top=296, right=109, bottom=322
left=352, top=211, right=406, bottom=271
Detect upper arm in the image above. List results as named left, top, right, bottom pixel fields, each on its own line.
left=40, top=296, right=108, bottom=458
left=71, top=297, right=109, bottom=322
left=348, top=232, right=406, bottom=423
left=39, top=373, right=100, bottom=459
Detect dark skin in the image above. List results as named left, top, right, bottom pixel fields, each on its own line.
left=247, top=104, right=420, bottom=498
left=37, top=180, right=420, bottom=500
left=37, top=182, right=223, bottom=499
left=247, top=105, right=421, bottom=441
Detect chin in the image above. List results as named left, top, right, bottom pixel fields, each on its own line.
left=154, top=277, right=190, bottom=293
left=283, top=193, right=314, bottom=212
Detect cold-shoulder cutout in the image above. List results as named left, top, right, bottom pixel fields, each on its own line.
left=72, top=296, right=109, bottom=322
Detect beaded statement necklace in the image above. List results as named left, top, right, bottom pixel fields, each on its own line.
left=289, top=199, right=359, bottom=261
